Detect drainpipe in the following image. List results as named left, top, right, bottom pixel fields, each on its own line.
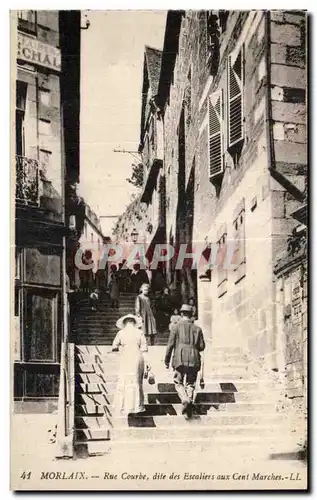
left=265, top=11, right=274, bottom=172
left=55, top=81, right=74, bottom=459
left=265, top=11, right=287, bottom=377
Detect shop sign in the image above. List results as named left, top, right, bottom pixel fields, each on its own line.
left=17, top=32, right=61, bottom=72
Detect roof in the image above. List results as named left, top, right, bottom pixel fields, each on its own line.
left=144, top=45, right=162, bottom=96
left=139, top=45, right=163, bottom=146
left=157, top=10, right=185, bottom=112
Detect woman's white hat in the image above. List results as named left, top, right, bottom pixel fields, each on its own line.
left=116, top=314, right=142, bottom=330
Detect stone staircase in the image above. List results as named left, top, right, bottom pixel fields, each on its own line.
left=73, top=343, right=296, bottom=460
left=73, top=292, right=170, bottom=346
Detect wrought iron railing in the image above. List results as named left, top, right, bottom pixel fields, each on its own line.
left=15, top=155, right=40, bottom=206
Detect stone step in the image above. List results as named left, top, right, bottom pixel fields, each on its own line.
left=75, top=413, right=282, bottom=431
left=76, top=421, right=285, bottom=442
left=76, top=364, right=253, bottom=379
left=75, top=428, right=111, bottom=441
left=75, top=401, right=276, bottom=416
left=77, top=380, right=267, bottom=394
left=74, top=345, right=247, bottom=362
left=76, top=373, right=274, bottom=388
left=108, top=425, right=284, bottom=441
left=75, top=354, right=249, bottom=369
left=76, top=344, right=246, bottom=355
left=76, top=390, right=272, bottom=406
left=73, top=437, right=285, bottom=458
left=75, top=339, right=169, bottom=347
left=74, top=441, right=111, bottom=457
left=75, top=310, right=137, bottom=318
left=77, top=386, right=278, bottom=404
left=106, top=435, right=301, bottom=455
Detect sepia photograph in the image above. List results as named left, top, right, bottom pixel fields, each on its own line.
left=10, top=9, right=308, bottom=491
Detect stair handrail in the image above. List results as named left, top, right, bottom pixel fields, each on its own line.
left=55, top=250, right=76, bottom=458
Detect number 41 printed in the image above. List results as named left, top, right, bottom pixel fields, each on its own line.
left=20, top=471, right=31, bottom=480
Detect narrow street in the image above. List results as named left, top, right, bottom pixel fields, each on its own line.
left=12, top=9, right=308, bottom=491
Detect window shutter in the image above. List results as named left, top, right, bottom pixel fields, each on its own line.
left=208, top=89, right=224, bottom=179
left=228, top=47, right=244, bottom=149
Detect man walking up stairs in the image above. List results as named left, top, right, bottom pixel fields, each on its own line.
left=165, top=304, right=205, bottom=418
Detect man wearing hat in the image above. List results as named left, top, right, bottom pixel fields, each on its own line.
left=164, top=304, right=205, bottom=417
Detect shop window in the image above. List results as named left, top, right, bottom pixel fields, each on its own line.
left=24, top=290, right=59, bottom=362
left=208, top=89, right=224, bottom=180
left=227, top=45, right=245, bottom=156
left=217, top=230, right=228, bottom=298
left=232, top=200, right=246, bottom=283
left=16, top=80, right=27, bottom=156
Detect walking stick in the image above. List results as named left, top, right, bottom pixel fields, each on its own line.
left=199, top=351, right=205, bottom=389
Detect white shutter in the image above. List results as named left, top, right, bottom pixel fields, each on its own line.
left=228, top=46, right=244, bottom=149
left=208, top=89, right=224, bottom=179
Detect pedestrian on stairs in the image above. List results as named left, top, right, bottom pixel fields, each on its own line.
left=112, top=314, right=149, bottom=416
left=109, top=270, right=120, bottom=309
left=164, top=304, right=205, bottom=418
left=89, top=288, right=99, bottom=311
left=135, top=283, right=157, bottom=346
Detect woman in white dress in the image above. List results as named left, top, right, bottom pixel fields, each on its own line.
left=112, top=314, right=149, bottom=416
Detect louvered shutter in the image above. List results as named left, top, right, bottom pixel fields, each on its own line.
left=228, top=47, right=244, bottom=149
left=208, top=89, right=224, bottom=179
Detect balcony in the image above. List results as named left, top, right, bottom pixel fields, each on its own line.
left=16, top=155, right=39, bottom=206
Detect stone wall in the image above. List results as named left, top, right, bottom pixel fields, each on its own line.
left=162, top=10, right=307, bottom=374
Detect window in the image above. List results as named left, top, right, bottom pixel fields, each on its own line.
left=208, top=89, right=224, bottom=180
left=232, top=200, right=246, bottom=284
left=17, top=10, right=37, bottom=34
left=15, top=247, right=21, bottom=280
left=14, top=287, right=20, bottom=318
left=218, top=10, right=229, bottom=34
left=206, top=11, right=220, bottom=75
left=217, top=229, right=228, bottom=298
left=16, top=81, right=27, bottom=156
left=17, top=10, right=36, bottom=23
left=227, top=46, right=245, bottom=153
left=91, top=233, right=94, bottom=243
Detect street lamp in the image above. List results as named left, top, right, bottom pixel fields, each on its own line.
left=131, top=228, right=139, bottom=243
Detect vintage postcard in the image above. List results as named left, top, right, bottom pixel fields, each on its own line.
left=10, top=9, right=308, bottom=491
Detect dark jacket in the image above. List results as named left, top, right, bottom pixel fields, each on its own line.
left=165, top=319, right=205, bottom=370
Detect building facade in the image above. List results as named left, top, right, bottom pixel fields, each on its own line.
left=138, top=46, right=166, bottom=281
left=156, top=10, right=307, bottom=378
left=13, top=10, right=81, bottom=412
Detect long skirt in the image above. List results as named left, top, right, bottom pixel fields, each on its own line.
left=113, top=351, right=145, bottom=416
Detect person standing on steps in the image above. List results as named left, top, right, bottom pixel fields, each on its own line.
left=109, top=268, right=120, bottom=309
left=111, top=314, right=150, bottom=416
left=131, top=263, right=149, bottom=294
left=135, top=283, right=157, bottom=346
left=164, top=304, right=205, bottom=418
